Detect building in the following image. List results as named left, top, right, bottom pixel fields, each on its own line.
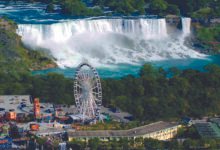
left=68, top=121, right=181, bottom=141
left=31, top=127, right=67, bottom=137
left=195, top=118, right=220, bottom=139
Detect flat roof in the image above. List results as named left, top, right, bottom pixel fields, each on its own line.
left=195, top=122, right=220, bottom=138
left=30, top=128, right=66, bottom=136
left=68, top=121, right=180, bottom=138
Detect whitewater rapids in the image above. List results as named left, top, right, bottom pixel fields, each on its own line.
left=17, top=18, right=206, bottom=68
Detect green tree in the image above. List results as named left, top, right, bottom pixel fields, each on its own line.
left=88, top=138, right=100, bottom=150
left=149, top=0, right=168, bottom=15
left=61, top=0, right=88, bottom=16
left=119, top=138, right=130, bottom=150
left=46, top=3, right=55, bottom=13
left=144, top=138, right=164, bottom=149
left=133, top=0, right=146, bottom=15
left=191, top=7, right=213, bottom=21
left=139, top=64, right=159, bottom=78
left=114, top=95, right=129, bottom=111
left=167, top=4, right=180, bottom=15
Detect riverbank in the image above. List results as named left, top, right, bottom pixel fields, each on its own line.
left=32, top=55, right=220, bottom=78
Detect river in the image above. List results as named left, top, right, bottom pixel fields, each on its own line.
left=1, top=1, right=219, bottom=78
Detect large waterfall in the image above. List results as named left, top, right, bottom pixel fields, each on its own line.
left=17, top=18, right=204, bottom=68
left=18, top=19, right=168, bottom=41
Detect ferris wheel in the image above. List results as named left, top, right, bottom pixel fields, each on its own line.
left=73, top=63, right=102, bottom=122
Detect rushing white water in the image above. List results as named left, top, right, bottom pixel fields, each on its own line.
left=182, top=17, right=191, bottom=35
left=17, top=18, right=205, bottom=68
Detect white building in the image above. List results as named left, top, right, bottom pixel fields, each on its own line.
left=68, top=121, right=181, bottom=141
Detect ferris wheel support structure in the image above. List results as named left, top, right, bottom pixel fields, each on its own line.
left=73, top=63, right=102, bottom=123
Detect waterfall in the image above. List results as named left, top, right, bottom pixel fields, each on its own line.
left=181, top=17, right=191, bottom=35
left=17, top=18, right=204, bottom=68
left=17, top=18, right=168, bottom=42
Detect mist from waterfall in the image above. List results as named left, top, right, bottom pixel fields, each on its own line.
left=17, top=18, right=205, bottom=68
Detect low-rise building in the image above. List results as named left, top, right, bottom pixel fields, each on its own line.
left=68, top=121, right=181, bottom=141
left=195, top=118, right=220, bottom=139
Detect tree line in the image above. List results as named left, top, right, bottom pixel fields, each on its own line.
left=1, top=63, right=220, bottom=122
left=67, top=137, right=220, bottom=150
left=102, top=64, right=220, bottom=121
left=7, top=0, right=220, bottom=17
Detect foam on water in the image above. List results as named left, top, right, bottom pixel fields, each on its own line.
left=17, top=18, right=206, bottom=68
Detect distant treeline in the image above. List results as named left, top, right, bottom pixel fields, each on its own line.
left=1, top=63, right=220, bottom=121
left=7, top=0, right=220, bottom=17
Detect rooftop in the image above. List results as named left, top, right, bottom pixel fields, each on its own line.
left=33, top=128, right=66, bottom=136
left=195, top=122, right=220, bottom=138
left=68, top=121, right=179, bottom=138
